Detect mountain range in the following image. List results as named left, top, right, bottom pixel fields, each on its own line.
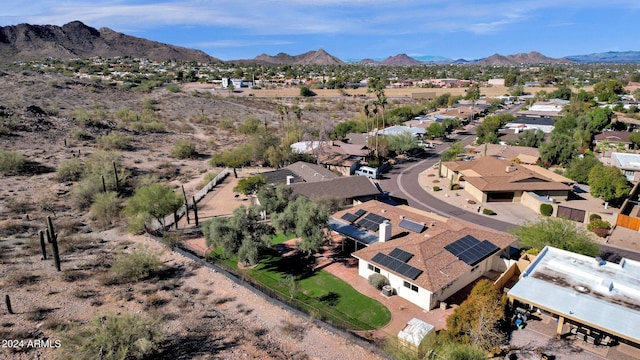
left=1, top=21, right=640, bottom=65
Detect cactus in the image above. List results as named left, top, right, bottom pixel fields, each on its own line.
left=192, top=196, right=199, bottom=227
left=47, top=216, right=61, bottom=271
left=174, top=211, right=179, bottom=230
left=5, top=294, right=12, bottom=314
left=39, top=230, right=47, bottom=260
left=101, top=175, right=107, bottom=193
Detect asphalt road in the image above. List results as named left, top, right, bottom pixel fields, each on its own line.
left=377, top=128, right=640, bottom=262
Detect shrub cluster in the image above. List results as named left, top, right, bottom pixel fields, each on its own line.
left=587, top=218, right=611, bottom=238
left=368, top=273, right=389, bottom=290
left=540, top=203, right=553, bottom=216
left=170, top=139, right=197, bottom=159
left=0, top=150, right=26, bottom=175
left=482, top=208, right=496, bottom=215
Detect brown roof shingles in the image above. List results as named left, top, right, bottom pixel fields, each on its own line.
left=344, top=201, right=515, bottom=292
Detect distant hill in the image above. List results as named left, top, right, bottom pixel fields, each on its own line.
left=380, top=54, right=422, bottom=66
left=475, top=51, right=572, bottom=65
left=248, top=49, right=344, bottom=65
left=0, top=21, right=219, bottom=63
left=565, top=51, right=640, bottom=63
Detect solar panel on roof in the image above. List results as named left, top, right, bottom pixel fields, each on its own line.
left=371, top=253, right=423, bottom=281
left=354, top=209, right=366, bottom=217
left=341, top=213, right=358, bottom=223
left=399, top=218, right=426, bottom=233
left=445, top=235, right=500, bottom=266
left=444, top=235, right=481, bottom=257
left=404, top=267, right=423, bottom=280
left=389, top=248, right=414, bottom=263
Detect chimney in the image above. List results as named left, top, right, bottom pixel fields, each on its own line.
left=379, top=220, right=392, bottom=243
left=286, top=175, right=294, bottom=185
left=505, top=164, right=517, bottom=173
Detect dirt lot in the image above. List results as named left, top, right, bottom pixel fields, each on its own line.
left=0, top=69, right=388, bottom=359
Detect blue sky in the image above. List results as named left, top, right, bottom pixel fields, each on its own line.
left=3, top=1, right=639, bottom=61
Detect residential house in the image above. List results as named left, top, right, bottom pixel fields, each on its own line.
left=440, top=156, right=572, bottom=203
left=471, top=144, right=541, bottom=165
left=505, top=116, right=555, bottom=133
left=330, top=201, right=515, bottom=311
left=508, top=246, right=640, bottom=346
left=610, top=152, right=640, bottom=182
left=517, top=100, right=567, bottom=118
left=374, top=125, right=426, bottom=138
left=593, top=131, right=636, bottom=152
left=260, top=161, right=337, bottom=185
left=290, top=176, right=381, bottom=204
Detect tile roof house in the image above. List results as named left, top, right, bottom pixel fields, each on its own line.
left=331, top=201, right=515, bottom=310
left=261, top=161, right=337, bottom=185
left=441, top=157, right=572, bottom=203
left=471, top=144, right=541, bottom=165
left=290, top=176, right=381, bottom=204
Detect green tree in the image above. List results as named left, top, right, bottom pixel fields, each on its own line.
left=475, top=114, right=513, bottom=144
left=427, top=122, right=445, bottom=139
left=257, top=184, right=293, bottom=216
left=445, top=279, right=506, bottom=352
left=124, top=183, right=183, bottom=229
left=539, top=133, right=578, bottom=165
left=588, top=165, right=631, bottom=202
left=440, top=142, right=465, bottom=161
left=630, top=132, right=640, bottom=149
left=514, top=129, right=545, bottom=148
left=510, top=217, right=600, bottom=256
left=202, top=206, right=273, bottom=262
left=386, top=132, right=418, bottom=154
left=299, top=86, right=314, bottom=97
left=565, top=155, right=601, bottom=184
left=273, top=196, right=329, bottom=256
left=233, top=175, right=267, bottom=195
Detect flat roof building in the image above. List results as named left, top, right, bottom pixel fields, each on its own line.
left=508, top=246, right=640, bottom=345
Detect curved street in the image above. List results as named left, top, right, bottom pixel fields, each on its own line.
left=377, top=130, right=640, bottom=262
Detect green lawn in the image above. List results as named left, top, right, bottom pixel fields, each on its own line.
left=269, top=233, right=296, bottom=245
left=205, top=248, right=391, bottom=331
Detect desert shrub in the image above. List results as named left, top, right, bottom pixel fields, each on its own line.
left=0, top=150, right=26, bottom=175
left=170, top=139, right=197, bottom=159
left=166, top=83, right=180, bottom=93
left=588, top=219, right=611, bottom=238
left=91, top=191, right=120, bottom=229
left=72, top=178, right=104, bottom=210
left=368, top=273, right=389, bottom=290
left=589, top=213, right=602, bottom=222
left=131, top=120, right=165, bottom=133
left=433, top=186, right=441, bottom=191
left=97, top=132, right=131, bottom=150
left=114, top=107, right=139, bottom=122
left=109, top=246, right=162, bottom=283
left=280, top=320, right=307, bottom=341
left=61, top=312, right=163, bottom=360
left=56, top=158, right=84, bottom=182
left=540, top=203, right=553, bottom=216
left=299, top=86, right=314, bottom=97
left=451, top=183, right=461, bottom=190
left=482, top=208, right=496, bottom=215
left=237, top=117, right=262, bottom=135
left=219, top=118, right=235, bottom=130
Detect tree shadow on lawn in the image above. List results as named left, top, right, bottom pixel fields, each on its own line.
left=257, top=249, right=316, bottom=281
left=318, top=292, right=340, bottom=307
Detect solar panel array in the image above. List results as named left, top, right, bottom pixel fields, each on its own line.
left=389, top=248, right=414, bottom=263
left=340, top=209, right=367, bottom=223
left=371, top=253, right=423, bottom=280
left=357, top=213, right=390, bottom=232
left=444, top=235, right=500, bottom=266
left=399, top=218, right=426, bottom=233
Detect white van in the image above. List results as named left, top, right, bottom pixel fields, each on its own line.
left=355, top=166, right=379, bottom=179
